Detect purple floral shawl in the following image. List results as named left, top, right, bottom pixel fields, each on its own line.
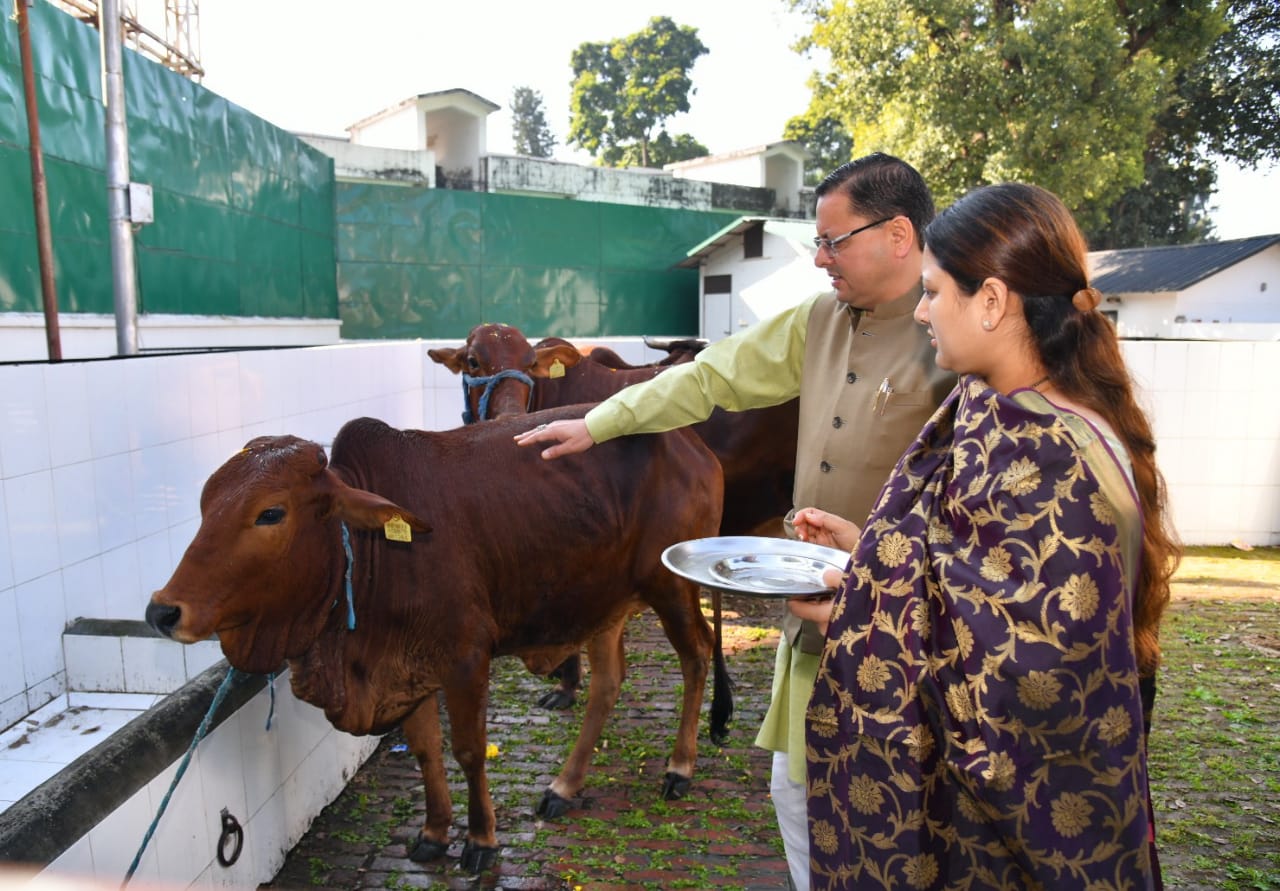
left=806, top=377, right=1154, bottom=891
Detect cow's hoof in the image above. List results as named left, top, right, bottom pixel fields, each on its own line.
left=536, top=788, right=572, bottom=819
left=459, top=839, right=498, bottom=873
left=662, top=771, right=691, bottom=801
left=407, top=835, right=448, bottom=862
left=536, top=689, right=576, bottom=710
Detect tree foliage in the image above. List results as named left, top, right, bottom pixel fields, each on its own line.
left=791, top=0, right=1270, bottom=241
left=510, top=86, right=556, bottom=158
left=568, top=16, right=709, bottom=168
left=783, top=105, right=854, bottom=184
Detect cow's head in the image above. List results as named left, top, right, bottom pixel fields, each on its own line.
left=146, top=435, right=430, bottom=674
left=428, top=323, right=582, bottom=422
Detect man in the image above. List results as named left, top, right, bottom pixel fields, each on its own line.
left=515, top=153, right=954, bottom=890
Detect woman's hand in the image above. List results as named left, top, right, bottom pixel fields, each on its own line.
left=513, top=418, right=596, bottom=460
left=791, top=507, right=862, bottom=551
left=786, top=590, right=838, bottom=636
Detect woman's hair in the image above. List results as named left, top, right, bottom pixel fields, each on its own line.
left=923, top=182, right=1179, bottom=675
left=816, top=153, right=935, bottom=249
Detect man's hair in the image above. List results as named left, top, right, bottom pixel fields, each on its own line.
left=815, top=153, right=935, bottom=249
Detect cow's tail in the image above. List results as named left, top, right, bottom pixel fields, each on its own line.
left=708, top=588, right=734, bottom=745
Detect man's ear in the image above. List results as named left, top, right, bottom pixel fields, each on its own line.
left=886, top=216, right=915, bottom=258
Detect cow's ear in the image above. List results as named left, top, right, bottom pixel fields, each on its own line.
left=529, top=344, right=582, bottom=378
left=318, top=471, right=433, bottom=535
left=427, top=346, right=467, bottom=375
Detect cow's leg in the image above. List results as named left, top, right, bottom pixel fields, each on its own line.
left=538, top=651, right=581, bottom=710
left=400, top=693, right=454, bottom=862
left=648, top=582, right=715, bottom=800
left=442, top=660, right=498, bottom=873
left=536, top=615, right=628, bottom=819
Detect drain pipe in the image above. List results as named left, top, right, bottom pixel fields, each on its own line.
left=100, top=0, right=139, bottom=355
left=16, top=0, right=61, bottom=361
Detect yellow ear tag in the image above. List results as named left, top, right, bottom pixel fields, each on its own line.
left=548, top=358, right=566, bottom=379
left=384, top=515, right=412, bottom=542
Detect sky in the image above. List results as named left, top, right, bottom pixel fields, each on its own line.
left=189, top=0, right=1276, bottom=240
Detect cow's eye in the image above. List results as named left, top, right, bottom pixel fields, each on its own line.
left=255, top=507, right=286, bottom=526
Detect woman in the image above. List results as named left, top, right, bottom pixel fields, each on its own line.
left=791, top=183, right=1178, bottom=890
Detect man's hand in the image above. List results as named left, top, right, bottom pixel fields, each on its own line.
left=513, top=418, right=596, bottom=460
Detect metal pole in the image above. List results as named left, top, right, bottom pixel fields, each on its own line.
left=16, top=0, right=62, bottom=362
left=101, top=0, right=139, bottom=355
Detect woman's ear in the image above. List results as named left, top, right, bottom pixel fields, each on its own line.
left=979, top=277, right=1012, bottom=328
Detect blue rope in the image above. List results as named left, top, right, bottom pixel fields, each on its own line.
left=122, top=667, right=241, bottom=886
left=460, top=368, right=534, bottom=424
left=340, top=521, right=356, bottom=630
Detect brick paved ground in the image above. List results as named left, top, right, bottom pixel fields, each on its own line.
left=263, top=591, right=1280, bottom=891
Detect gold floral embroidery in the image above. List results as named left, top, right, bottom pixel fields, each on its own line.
left=848, top=774, right=885, bottom=815
left=982, top=750, right=1017, bottom=792
left=1095, top=705, right=1133, bottom=745
left=945, top=683, right=975, bottom=721
left=877, top=531, right=913, bottom=567
left=953, top=619, right=974, bottom=659
left=980, top=546, right=1012, bottom=582
left=857, top=655, right=892, bottom=692
left=910, top=601, right=931, bottom=637
left=1090, top=490, right=1116, bottom=525
left=1001, top=456, right=1042, bottom=495
left=1017, top=670, right=1063, bottom=710
left=1050, top=791, right=1093, bottom=838
left=1060, top=573, right=1101, bottom=621
left=812, top=819, right=839, bottom=855
left=927, top=518, right=954, bottom=544
left=904, top=724, right=934, bottom=761
left=902, top=853, right=939, bottom=888
left=809, top=704, right=838, bottom=738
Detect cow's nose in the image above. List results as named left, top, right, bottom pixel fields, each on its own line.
left=146, top=602, right=182, bottom=639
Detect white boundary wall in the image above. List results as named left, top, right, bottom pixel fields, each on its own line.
left=0, top=336, right=1276, bottom=886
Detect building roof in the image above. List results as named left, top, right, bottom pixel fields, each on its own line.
left=1089, top=234, right=1280, bottom=294
left=664, top=140, right=810, bottom=172
left=348, top=88, right=499, bottom=131
left=676, top=216, right=816, bottom=268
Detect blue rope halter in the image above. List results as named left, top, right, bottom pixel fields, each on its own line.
left=459, top=369, right=534, bottom=424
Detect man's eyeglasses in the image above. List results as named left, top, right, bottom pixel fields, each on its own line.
left=812, top=217, right=894, bottom=255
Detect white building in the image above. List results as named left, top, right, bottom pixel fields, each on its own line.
left=1090, top=234, right=1280, bottom=340
left=677, top=216, right=828, bottom=340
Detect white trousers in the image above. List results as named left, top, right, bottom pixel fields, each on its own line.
left=771, top=749, right=809, bottom=890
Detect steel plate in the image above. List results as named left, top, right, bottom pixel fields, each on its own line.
left=661, top=536, right=849, bottom=598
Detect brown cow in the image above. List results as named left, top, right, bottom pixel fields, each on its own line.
left=429, top=325, right=797, bottom=714
left=428, top=324, right=798, bottom=539
left=145, top=406, right=727, bottom=872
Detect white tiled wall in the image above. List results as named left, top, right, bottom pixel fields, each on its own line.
left=1120, top=340, right=1280, bottom=546
left=0, top=340, right=462, bottom=731
left=44, top=672, right=378, bottom=889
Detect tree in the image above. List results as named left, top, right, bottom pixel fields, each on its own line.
left=1090, top=0, right=1280, bottom=246
left=783, top=104, right=853, bottom=185
left=604, top=131, right=709, bottom=168
left=791, top=0, right=1231, bottom=235
left=510, top=86, right=556, bottom=158
left=568, top=16, right=709, bottom=168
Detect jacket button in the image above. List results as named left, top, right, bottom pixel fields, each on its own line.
left=832, top=416, right=843, bottom=429
left=820, top=461, right=832, bottom=473
left=846, top=372, right=857, bottom=384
